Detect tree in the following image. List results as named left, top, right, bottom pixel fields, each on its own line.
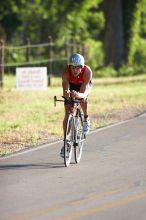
left=1, top=0, right=146, bottom=74
left=0, top=0, right=26, bottom=41
left=103, top=0, right=146, bottom=70
left=103, top=0, right=124, bottom=69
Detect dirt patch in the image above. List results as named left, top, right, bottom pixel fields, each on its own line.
left=107, top=107, right=146, bottom=121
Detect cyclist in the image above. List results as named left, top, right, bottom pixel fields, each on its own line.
left=60, top=53, right=92, bottom=157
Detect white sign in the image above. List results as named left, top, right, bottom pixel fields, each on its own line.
left=16, top=67, right=48, bottom=90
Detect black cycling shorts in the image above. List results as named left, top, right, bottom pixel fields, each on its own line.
left=69, top=83, right=81, bottom=92
left=69, top=82, right=92, bottom=92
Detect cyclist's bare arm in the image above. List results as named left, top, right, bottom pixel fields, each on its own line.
left=62, top=68, right=70, bottom=99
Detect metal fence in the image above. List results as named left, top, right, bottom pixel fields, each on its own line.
left=0, top=36, right=87, bottom=87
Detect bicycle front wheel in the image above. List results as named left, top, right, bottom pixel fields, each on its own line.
left=74, top=115, right=84, bottom=163
left=64, top=114, right=74, bottom=167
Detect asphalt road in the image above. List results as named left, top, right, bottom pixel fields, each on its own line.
left=0, top=113, right=146, bottom=220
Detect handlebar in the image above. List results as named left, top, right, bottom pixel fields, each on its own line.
left=54, top=96, right=65, bottom=106
left=54, top=96, right=87, bottom=107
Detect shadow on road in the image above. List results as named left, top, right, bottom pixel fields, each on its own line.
left=0, top=162, right=65, bottom=170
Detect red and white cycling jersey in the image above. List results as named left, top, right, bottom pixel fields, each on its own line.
left=68, top=65, right=87, bottom=85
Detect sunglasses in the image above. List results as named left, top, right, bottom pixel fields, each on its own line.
left=70, top=65, right=82, bottom=69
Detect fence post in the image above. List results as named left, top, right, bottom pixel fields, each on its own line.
left=0, top=40, right=4, bottom=87
left=26, top=38, right=30, bottom=63
left=48, top=36, right=53, bottom=86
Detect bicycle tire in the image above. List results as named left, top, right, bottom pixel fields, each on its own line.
left=64, top=114, right=74, bottom=167
left=74, top=115, right=84, bottom=163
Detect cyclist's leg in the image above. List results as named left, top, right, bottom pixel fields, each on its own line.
left=80, top=86, right=92, bottom=134
left=80, top=92, right=90, bottom=118
left=80, top=100, right=88, bottom=117
left=80, top=100, right=90, bottom=135
left=80, top=82, right=92, bottom=117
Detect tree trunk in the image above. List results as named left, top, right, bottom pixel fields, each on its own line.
left=103, top=0, right=124, bottom=69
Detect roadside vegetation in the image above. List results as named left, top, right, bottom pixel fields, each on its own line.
left=0, top=74, right=146, bottom=156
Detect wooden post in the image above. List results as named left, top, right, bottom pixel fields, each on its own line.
left=26, top=38, right=30, bottom=63
left=48, top=36, right=53, bottom=86
left=0, top=40, right=4, bottom=87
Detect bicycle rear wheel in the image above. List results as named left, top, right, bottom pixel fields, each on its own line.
left=64, top=114, right=74, bottom=167
left=74, top=115, right=84, bottom=163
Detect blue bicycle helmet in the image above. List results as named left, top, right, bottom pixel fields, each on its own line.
left=68, top=53, right=85, bottom=67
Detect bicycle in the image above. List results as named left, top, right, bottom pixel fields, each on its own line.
left=54, top=96, right=86, bottom=167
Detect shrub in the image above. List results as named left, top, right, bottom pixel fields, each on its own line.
left=94, top=66, right=117, bottom=78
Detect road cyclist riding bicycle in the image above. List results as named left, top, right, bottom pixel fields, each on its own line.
left=60, top=53, right=93, bottom=158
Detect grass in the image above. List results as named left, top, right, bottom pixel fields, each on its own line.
left=0, top=74, right=146, bottom=156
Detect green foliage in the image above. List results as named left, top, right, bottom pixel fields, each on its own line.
left=87, top=11, right=105, bottom=40
left=0, top=0, right=103, bottom=44
left=86, top=39, right=104, bottom=71
left=127, top=1, right=141, bottom=65
left=94, top=66, right=117, bottom=78
left=141, top=13, right=146, bottom=37
left=118, top=65, right=136, bottom=77
left=1, top=0, right=146, bottom=76
left=124, top=0, right=146, bottom=67
left=5, top=48, right=26, bottom=64
left=134, top=38, right=146, bottom=68
left=57, top=0, right=103, bottom=43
